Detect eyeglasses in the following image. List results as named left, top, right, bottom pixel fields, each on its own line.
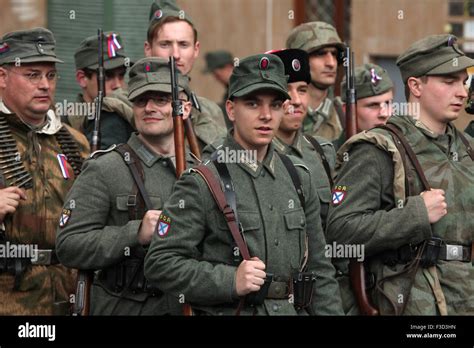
left=6, top=69, right=59, bottom=85
left=133, top=95, right=187, bottom=107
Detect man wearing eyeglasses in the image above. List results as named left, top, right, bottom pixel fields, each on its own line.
left=56, top=57, right=193, bottom=315
left=0, top=27, right=89, bottom=315
left=66, top=32, right=135, bottom=149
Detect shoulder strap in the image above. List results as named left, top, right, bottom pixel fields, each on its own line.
left=56, top=126, right=85, bottom=177
left=276, top=153, right=306, bottom=211
left=213, top=160, right=241, bottom=233
left=456, top=130, right=474, bottom=160
left=303, top=135, right=334, bottom=188
left=192, top=165, right=251, bottom=260
left=380, top=124, right=431, bottom=192
left=114, top=144, right=153, bottom=211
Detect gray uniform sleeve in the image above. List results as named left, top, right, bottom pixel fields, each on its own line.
left=326, top=142, right=432, bottom=256
left=144, top=171, right=237, bottom=305
left=56, top=158, right=142, bottom=269
left=297, top=165, right=343, bottom=315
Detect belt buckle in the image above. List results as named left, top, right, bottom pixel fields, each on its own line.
left=445, top=244, right=463, bottom=261
left=32, top=249, right=52, bottom=265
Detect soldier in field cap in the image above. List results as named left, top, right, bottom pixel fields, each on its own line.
left=56, top=57, right=194, bottom=315
left=144, top=0, right=227, bottom=148
left=327, top=34, right=474, bottom=315
left=339, top=63, right=394, bottom=135
left=144, top=53, right=343, bottom=316
left=287, top=21, right=346, bottom=145
left=67, top=31, right=135, bottom=149
left=0, top=27, right=89, bottom=315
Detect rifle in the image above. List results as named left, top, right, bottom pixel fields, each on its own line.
left=344, top=46, right=378, bottom=316
left=170, top=56, right=186, bottom=176
left=72, top=29, right=106, bottom=316
left=91, top=29, right=106, bottom=153
left=344, top=46, right=357, bottom=139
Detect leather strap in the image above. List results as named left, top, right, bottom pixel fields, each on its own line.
left=303, top=135, right=334, bottom=188
left=277, top=153, right=305, bottom=211
left=192, top=165, right=251, bottom=260
left=380, top=124, right=431, bottom=191
left=114, top=144, right=153, bottom=212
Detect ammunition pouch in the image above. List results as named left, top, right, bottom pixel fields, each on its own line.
left=292, top=271, right=316, bottom=310
left=98, top=258, right=161, bottom=296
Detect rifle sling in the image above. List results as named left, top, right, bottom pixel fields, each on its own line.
left=192, top=165, right=250, bottom=260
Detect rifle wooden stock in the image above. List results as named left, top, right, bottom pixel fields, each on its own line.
left=349, top=259, right=378, bottom=315
left=173, top=116, right=186, bottom=176
left=344, top=47, right=377, bottom=315
left=184, top=118, right=201, bottom=160
left=73, top=29, right=105, bottom=316
left=72, top=270, right=93, bottom=316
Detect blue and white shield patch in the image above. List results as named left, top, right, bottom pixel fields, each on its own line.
left=332, top=191, right=345, bottom=205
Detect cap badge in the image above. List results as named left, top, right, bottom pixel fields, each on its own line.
left=259, top=57, right=269, bottom=70
left=145, top=63, right=152, bottom=72
left=0, top=43, right=9, bottom=54
left=292, top=58, right=301, bottom=72
left=107, top=33, right=122, bottom=58
left=154, top=9, right=163, bottom=20
left=370, top=68, right=382, bottom=85
left=447, top=36, right=456, bottom=47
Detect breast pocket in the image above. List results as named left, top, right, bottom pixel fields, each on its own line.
left=216, top=210, right=261, bottom=255
left=283, top=208, right=306, bottom=269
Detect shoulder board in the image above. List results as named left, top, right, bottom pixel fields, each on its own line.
left=89, top=144, right=118, bottom=159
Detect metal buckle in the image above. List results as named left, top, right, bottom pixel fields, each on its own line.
left=126, top=195, right=137, bottom=207
left=445, top=244, right=463, bottom=261
left=31, top=249, right=52, bottom=265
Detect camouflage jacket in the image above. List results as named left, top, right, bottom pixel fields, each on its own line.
left=0, top=102, right=89, bottom=315
left=327, top=115, right=474, bottom=315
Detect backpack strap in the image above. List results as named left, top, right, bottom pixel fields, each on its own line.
left=303, top=135, right=334, bottom=188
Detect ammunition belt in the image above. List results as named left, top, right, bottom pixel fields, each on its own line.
left=0, top=115, right=32, bottom=189
left=0, top=115, right=84, bottom=190
left=55, top=127, right=84, bottom=177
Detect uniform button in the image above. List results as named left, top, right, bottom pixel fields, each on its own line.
left=269, top=205, right=273, bottom=210
left=300, top=217, right=305, bottom=226
left=162, top=161, right=168, bottom=167
left=274, top=285, right=281, bottom=294
left=272, top=304, right=279, bottom=312
left=274, top=239, right=279, bottom=246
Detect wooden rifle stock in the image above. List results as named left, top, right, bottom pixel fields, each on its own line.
left=344, top=46, right=377, bottom=315
left=169, top=57, right=196, bottom=316
left=73, top=29, right=105, bottom=316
